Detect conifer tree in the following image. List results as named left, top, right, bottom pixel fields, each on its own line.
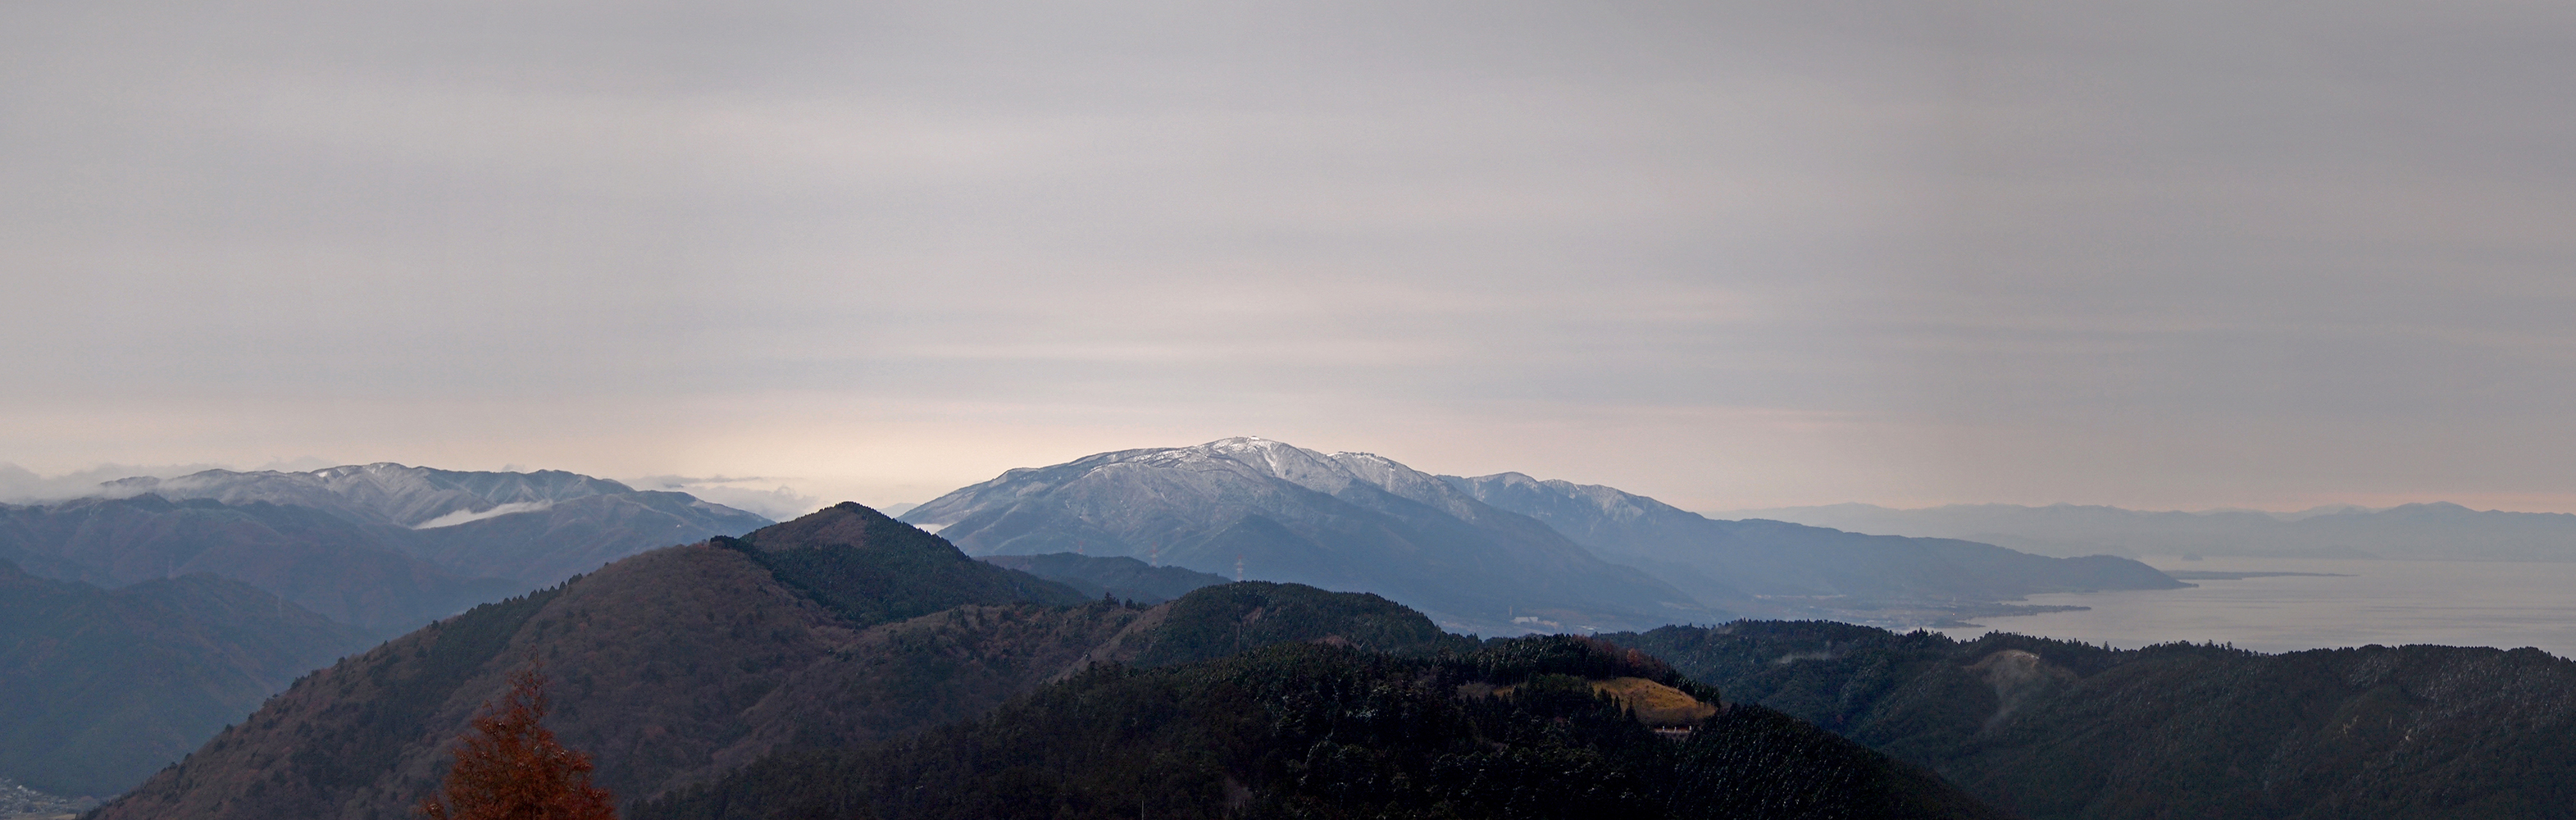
left=419, top=664, right=617, bottom=820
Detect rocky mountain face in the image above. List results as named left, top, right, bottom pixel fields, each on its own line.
left=1714, top=500, right=2576, bottom=561
left=900, top=437, right=1716, bottom=633
left=1611, top=621, right=2576, bottom=819
left=0, top=496, right=517, bottom=632
left=1447, top=472, right=2183, bottom=622
left=0, top=559, right=371, bottom=797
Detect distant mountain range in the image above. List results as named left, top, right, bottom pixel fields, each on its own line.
left=903, top=437, right=2180, bottom=631
left=102, top=464, right=638, bottom=529
left=901, top=437, right=1717, bottom=633
left=0, top=495, right=517, bottom=631
left=1448, top=472, right=2183, bottom=619
left=2, top=464, right=771, bottom=632
left=109, top=463, right=775, bottom=586
left=1717, top=501, right=2576, bottom=561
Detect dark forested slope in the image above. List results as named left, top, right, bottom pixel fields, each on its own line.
left=90, top=504, right=1100, bottom=820
left=96, top=501, right=2010, bottom=820
left=89, top=503, right=1460, bottom=820
left=0, top=559, right=371, bottom=796
left=640, top=637, right=2004, bottom=820
left=719, top=502, right=1086, bottom=623
left=1127, top=580, right=1474, bottom=667
left=978, top=552, right=1230, bottom=604
left=1610, top=621, right=2576, bottom=819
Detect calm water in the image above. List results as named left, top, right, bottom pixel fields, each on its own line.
left=1930, top=556, right=2576, bottom=658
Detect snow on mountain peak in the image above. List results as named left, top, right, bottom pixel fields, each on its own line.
left=1184, top=436, right=1362, bottom=494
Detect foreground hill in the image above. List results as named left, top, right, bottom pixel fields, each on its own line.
left=97, top=502, right=2001, bottom=820
left=89, top=504, right=1466, bottom=820
left=0, top=559, right=371, bottom=796
left=1719, top=500, right=2576, bottom=561
left=1450, top=472, right=2182, bottom=622
left=642, top=637, right=2004, bottom=820
left=901, top=436, right=1714, bottom=632
left=91, top=504, right=1087, bottom=820
left=1610, top=622, right=2576, bottom=819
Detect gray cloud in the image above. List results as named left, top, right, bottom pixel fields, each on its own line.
left=4, top=1, right=2572, bottom=512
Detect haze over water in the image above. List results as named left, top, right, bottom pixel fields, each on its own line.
left=1932, top=556, right=2576, bottom=659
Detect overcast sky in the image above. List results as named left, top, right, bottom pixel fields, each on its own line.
left=5, top=1, right=2574, bottom=514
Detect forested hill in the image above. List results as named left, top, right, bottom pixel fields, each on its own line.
left=93, top=501, right=2009, bottom=820
left=978, top=552, right=1231, bottom=604
left=1609, top=622, right=2576, bottom=819
left=89, top=504, right=1623, bottom=819
left=0, top=559, right=371, bottom=796
left=90, top=504, right=1112, bottom=820
left=639, top=636, right=2005, bottom=820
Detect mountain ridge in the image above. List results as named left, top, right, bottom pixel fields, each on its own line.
left=102, top=463, right=638, bottom=529
left=0, top=495, right=519, bottom=631
left=1449, top=472, right=2184, bottom=623
left=900, top=436, right=1714, bottom=633
left=3, top=465, right=774, bottom=632
left=903, top=436, right=2179, bottom=631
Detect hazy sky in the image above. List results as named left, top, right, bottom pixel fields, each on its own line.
left=6, top=2, right=2574, bottom=513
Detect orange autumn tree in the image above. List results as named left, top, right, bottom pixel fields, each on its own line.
left=419, top=663, right=617, bottom=820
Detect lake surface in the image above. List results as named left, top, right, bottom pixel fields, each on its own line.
left=1930, top=556, right=2576, bottom=658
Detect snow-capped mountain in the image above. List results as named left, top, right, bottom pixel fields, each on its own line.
left=102, top=463, right=637, bottom=528
left=902, top=437, right=1715, bottom=634
left=2, top=464, right=776, bottom=630
left=91, top=463, right=773, bottom=586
